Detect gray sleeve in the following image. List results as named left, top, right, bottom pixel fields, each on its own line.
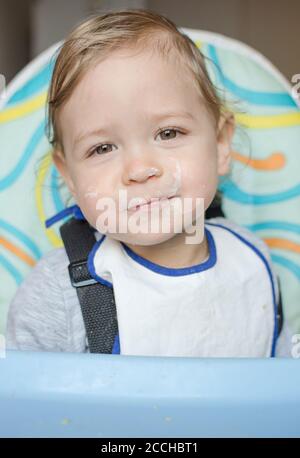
left=5, top=248, right=75, bottom=352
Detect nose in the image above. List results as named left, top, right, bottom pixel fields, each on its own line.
left=122, top=160, right=163, bottom=185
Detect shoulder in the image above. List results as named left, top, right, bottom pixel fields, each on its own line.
left=37, top=246, right=71, bottom=274
left=206, top=217, right=274, bottom=264
left=11, top=246, right=71, bottom=296
left=206, top=217, right=280, bottom=301
left=15, top=246, right=73, bottom=301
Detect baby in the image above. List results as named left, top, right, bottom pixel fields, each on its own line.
left=6, top=9, right=292, bottom=357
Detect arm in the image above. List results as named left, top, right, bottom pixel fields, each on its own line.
left=5, top=248, right=70, bottom=352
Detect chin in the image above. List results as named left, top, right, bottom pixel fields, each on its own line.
left=95, top=202, right=186, bottom=246
left=110, top=231, right=178, bottom=247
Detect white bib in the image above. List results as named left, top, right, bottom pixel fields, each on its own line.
left=87, top=221, right=276, bottom=357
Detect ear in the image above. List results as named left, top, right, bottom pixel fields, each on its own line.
left=216, top=113, right=235, bottom=176
left=52, top=149, right=76, bottom=197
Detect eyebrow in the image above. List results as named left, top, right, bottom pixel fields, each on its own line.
left=73, top=111, right=195, bottom=146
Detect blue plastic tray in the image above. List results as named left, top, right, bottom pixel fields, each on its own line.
left=0, top=350, right=299, bottom=438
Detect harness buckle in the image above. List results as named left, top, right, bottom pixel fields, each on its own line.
left=68, top=260, right=97, bottom=288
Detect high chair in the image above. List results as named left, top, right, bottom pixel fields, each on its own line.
left=0, top=28, right=299, bottom=437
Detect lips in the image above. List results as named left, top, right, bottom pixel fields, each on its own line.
left=127, top=195, right=175, bottom=212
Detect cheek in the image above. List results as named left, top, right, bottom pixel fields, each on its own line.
left=75, top=190, right=99, bottom=228
left=181, top=147, right=218, bottom=203
left=70, top=173, right=107, bottom=227
left=72, top=169, right=121, bottom=229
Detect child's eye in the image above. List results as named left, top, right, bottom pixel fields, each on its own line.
left=88, top=127, right=183, bottom=157
left=157, top=127, right=183, bottom=141
left=89, top=143, right=115, bottom=156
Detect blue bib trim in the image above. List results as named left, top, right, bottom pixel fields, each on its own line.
left=44, top=204, right=85, bottom=228
left=120, top=227, right=216, bottom=276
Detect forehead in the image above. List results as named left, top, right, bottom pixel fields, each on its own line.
left=61, top=48, right=202, bottom=118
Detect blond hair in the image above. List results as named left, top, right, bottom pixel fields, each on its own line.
left=46, top=8, right=229, bottom=154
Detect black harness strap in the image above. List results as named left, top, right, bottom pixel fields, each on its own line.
left=59, top=217, right=118, bottom=354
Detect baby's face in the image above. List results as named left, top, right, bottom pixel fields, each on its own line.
left=55, top=47, right=232, bottom=245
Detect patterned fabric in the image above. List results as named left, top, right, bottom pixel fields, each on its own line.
left=0, top=30, right=299, bottom=335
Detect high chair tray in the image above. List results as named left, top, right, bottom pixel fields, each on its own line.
left=0, top=350, right=299, bottom=437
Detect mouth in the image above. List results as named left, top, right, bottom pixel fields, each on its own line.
left=127, top=195, right=176, bottom=212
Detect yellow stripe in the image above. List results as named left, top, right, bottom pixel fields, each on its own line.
left=35, top=151, right=63, bottom=248
left=0, top=92, right=47, bottom=123
left=195, top=39, right=203, bottom=49
left=235, top=111, right=300, bottom=129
